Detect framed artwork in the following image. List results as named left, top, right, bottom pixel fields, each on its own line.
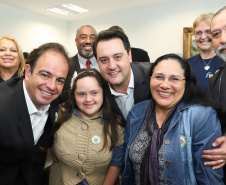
left=183, top=27, right=200, bottom=59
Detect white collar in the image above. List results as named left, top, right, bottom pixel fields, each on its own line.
left=77, top=54, right=97, bottom=66
left=110, top=68, right=134, bottom=96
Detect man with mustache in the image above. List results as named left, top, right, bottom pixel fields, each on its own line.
left=207, top=6, right=226, bottom=123
left=60, top=25, right=98, bottom=102
left=201, top=6, right=226, bottom=183
left=71, top=25, right=98, bottom=71
left=207, top=6, right=226, bottom=103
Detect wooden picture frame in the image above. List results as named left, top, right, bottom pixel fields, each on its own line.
left=183, top=27, right=200, bottom=59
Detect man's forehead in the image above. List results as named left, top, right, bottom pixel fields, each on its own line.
left=212, top=10, right=226, bottom=28
left=97, top=39, right=126, bottom=56
left=78, top=27, right=96, bottom=35
left=36, top=51, right=67, bottom=66
left=98, top=38, right=124, bottom=48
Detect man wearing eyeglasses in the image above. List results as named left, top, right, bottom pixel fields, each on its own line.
left=202, top=6, right=226, bottom=182
left=207, top=6, right=226, bottom=103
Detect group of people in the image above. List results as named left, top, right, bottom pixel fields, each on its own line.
left=0, top=5, right=226, bottom=185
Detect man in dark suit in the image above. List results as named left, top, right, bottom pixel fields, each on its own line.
left=208, top=6, right=226, bottom=105
left=108, top=26, right=150, bottom=62
left=0, top=42, right=69, bottom=185
left=61, top=25, right=98, bottom=102
left=93, top=29, right=152, bottom=121
left=202, top=6, right=226, bottom=181
left=131, top=47, right=150, bottom=62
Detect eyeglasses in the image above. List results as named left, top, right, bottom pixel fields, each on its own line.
left=194, top=30, right=211, bottom=37
left=151, top=74, right=185, bottom=85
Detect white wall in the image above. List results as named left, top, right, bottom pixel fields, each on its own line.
left=68, top=0, right=226, bottom=61
left=0, top=0, right=225, bottom=60
left=0, top=3, right=69, bottom=54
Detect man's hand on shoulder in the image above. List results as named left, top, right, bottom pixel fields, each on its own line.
left=202, top=136, right=226, bottom=170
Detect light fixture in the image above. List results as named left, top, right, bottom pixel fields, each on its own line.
left=61, top=3, right=89, bottom=13
left=46, top=7, right=73, bottom=16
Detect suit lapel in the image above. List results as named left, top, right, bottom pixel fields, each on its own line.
left=16, top=79, right=34, bottom=149
left=106, top=86, right=125, bottom=120
left=16, top=79, right=57, bottom=147
left=132, top=64, right=150, bottom=104
left=37, top=102, right=58, bottom=146
left=72, top=54, right=81, bottom=71
left=106, top=63, right=151, bottom=121
left=67, top=54, right=81, bottom=86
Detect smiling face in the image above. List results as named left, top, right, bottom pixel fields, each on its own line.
left=194, top=21, right=213, bottom=52
left=0, top=39, right=20, bottom=71
left=150, top=59, right=185, bottom=112
left=75, top=26, right=96, bottom=59
left=74, top=76, right=103, bottom=119
left=24, top=50, right=68, bottom=109
left=211, top=9, right=226, bottom=62
left=96, top=38, right=132, bottom=93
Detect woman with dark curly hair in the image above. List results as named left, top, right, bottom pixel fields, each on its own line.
left=121, top=53, right=224, bottom=185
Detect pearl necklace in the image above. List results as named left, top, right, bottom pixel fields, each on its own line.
left=201, top=57, right=214, bottom=70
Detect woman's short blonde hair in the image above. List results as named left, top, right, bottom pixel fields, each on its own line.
left=193, top=12, right=214, bottom=31
left=0, top=36, right=25, bottom=77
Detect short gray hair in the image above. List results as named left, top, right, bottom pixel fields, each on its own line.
left=76, top=25, right=97, bottom=38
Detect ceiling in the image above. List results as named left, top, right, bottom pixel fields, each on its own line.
left=0, top=0, right=174, bottom=21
